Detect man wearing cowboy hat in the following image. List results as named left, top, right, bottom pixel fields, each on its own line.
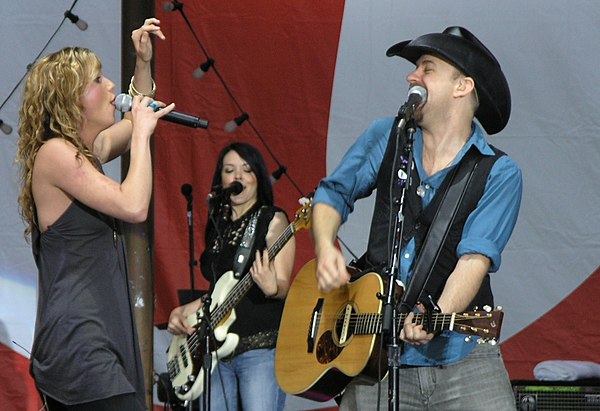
left=311, top=27, right=522, bottom=410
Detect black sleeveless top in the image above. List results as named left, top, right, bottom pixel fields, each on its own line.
left=200, top=203, right=287, bottom=357
left=30, top=200, right=145, bottom=408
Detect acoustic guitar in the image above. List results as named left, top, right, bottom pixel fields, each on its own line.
left=275, top=258, right=504, bottom=402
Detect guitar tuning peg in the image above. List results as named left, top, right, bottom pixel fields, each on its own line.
left=488, top=339, right=497, bottom=346
left=464, top=336, right=472, bottom=343
left=477, top=338, right=486, bottom=345
left=496, top=305, right=503, bottom=311
left=472, top=306, right=479, bottom=311
left=483, top=305, right=492, bottom=312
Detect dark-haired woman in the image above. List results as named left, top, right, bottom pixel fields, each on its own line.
left=168, top=142, right=295, bottom=411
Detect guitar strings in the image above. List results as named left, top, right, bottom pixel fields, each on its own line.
left=175, top=226, right=296, bottom=365
left=168, top=219, right=304, bottom=381
left=312, top=312, right=490, bottom=334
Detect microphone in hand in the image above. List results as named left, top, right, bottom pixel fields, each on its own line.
left=207, top=181, right=243, bottom=203
left=114, top=93, right=209, bottom=129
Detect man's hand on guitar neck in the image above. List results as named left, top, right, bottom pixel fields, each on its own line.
left=400, top=309, right=436, bottom=346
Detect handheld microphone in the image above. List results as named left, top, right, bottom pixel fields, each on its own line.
left=207, top=181, right=243, bottom=202
left=114, top=93, right=209, bottom=129
left=401, top=85, right=427, bottom=119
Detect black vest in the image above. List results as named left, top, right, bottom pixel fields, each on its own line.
left=365, top=121, right=504, bottom=309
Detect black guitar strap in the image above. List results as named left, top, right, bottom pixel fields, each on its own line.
left=398, top=148, right=481, bottom=313
left=232, top=208, right=262, bottom=279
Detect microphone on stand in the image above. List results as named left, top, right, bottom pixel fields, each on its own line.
left=181, top=183, right=193, bottom=201
left=207, top=181, right=243, bottom=203
left=401, top=85, right=428, bottom=120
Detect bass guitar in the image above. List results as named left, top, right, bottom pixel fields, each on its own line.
left=167, top=198, right=312, bottom=401
left=275, top=258, right=504, bottom=402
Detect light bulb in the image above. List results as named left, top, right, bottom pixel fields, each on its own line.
left=0, top=120, right=13, bottom=135
left=270, top=165, right=287, bottom=185
left=192, top=59, right=214, bottom=80
left=224, top=113, right=249, bottom=133
left=64, top=11, right=88, bottom=31
left=162, top=1, right=183, bottom=12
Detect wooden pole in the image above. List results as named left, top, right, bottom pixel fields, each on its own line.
left=121, top=2, right=155, bottom=409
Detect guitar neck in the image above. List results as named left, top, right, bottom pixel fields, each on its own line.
left=210, top=221, right=296, bottom=327
left=353, top=312, right=458, bottom=335
left=267, top=223, right=295, bottom=263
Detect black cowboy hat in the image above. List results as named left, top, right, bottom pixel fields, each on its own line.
left=386, top=26, right=511, bottom=135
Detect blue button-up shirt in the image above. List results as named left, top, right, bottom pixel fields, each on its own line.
left=314, top=117, right=522, bottom=365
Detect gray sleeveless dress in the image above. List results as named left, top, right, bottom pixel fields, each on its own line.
left=30, top=200, right=146, bottom=408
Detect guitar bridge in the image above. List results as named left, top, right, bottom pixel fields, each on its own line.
left=307, top=298, right=324, bottom=353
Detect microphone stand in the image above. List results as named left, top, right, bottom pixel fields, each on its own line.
left=196, top=195, right=229, bottom=411
left=182, top=184, right=197, bottom=294
left=180, top=184, right=198, bottom=411
left=380, top=114, right=417, bottom=411
left=179, top=185, right=205, bottom=305
left=199, top=294, right=213, bottom=411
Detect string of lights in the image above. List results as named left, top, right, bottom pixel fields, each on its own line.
left=1, top=2, right=304, bottom=196
left=162, top=0, right=305, bottom=196
left=0, top=0, right=87, bottom=136
left=2, top=7, right=360, bottom=389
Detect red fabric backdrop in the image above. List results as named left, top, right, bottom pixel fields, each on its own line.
left=0, top=345, right=40, bottom=410
left=152, top=1, right=600, bottom=382
left=152, top=1, right=346, bottom=325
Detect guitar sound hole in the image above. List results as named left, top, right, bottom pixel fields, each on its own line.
left=316, top=330, right=343, bottom=364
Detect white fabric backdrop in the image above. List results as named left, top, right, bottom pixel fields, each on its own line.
left=330, top=0, right=600, bottom=339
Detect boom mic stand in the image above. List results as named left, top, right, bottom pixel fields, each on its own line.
left=379, top=111, right=418, bottom=411
left=183, top=184, right=196, bottom=294
left=178, top=184, right=207, bottom=411
left=178, top=184, right=206, bottom=305
left=199, top=294, right=213, bottom=411
left=196, top=193, right=231, bottom=411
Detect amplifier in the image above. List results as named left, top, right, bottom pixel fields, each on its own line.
left=512, top=380, right=600, bottom=411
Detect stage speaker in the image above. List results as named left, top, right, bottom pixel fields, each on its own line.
left=512, top=380, right=600, bottom=411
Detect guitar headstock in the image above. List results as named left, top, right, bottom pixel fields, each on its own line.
left=293, top=196, right=313, bottom=231
left=453, top=305, right=504, bottom=344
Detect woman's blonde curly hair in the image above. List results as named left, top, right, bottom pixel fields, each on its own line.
left=16, top=47, right=101, bottom=239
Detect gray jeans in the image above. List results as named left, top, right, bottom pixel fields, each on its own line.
left=339, top=343, right=515, bottom=411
